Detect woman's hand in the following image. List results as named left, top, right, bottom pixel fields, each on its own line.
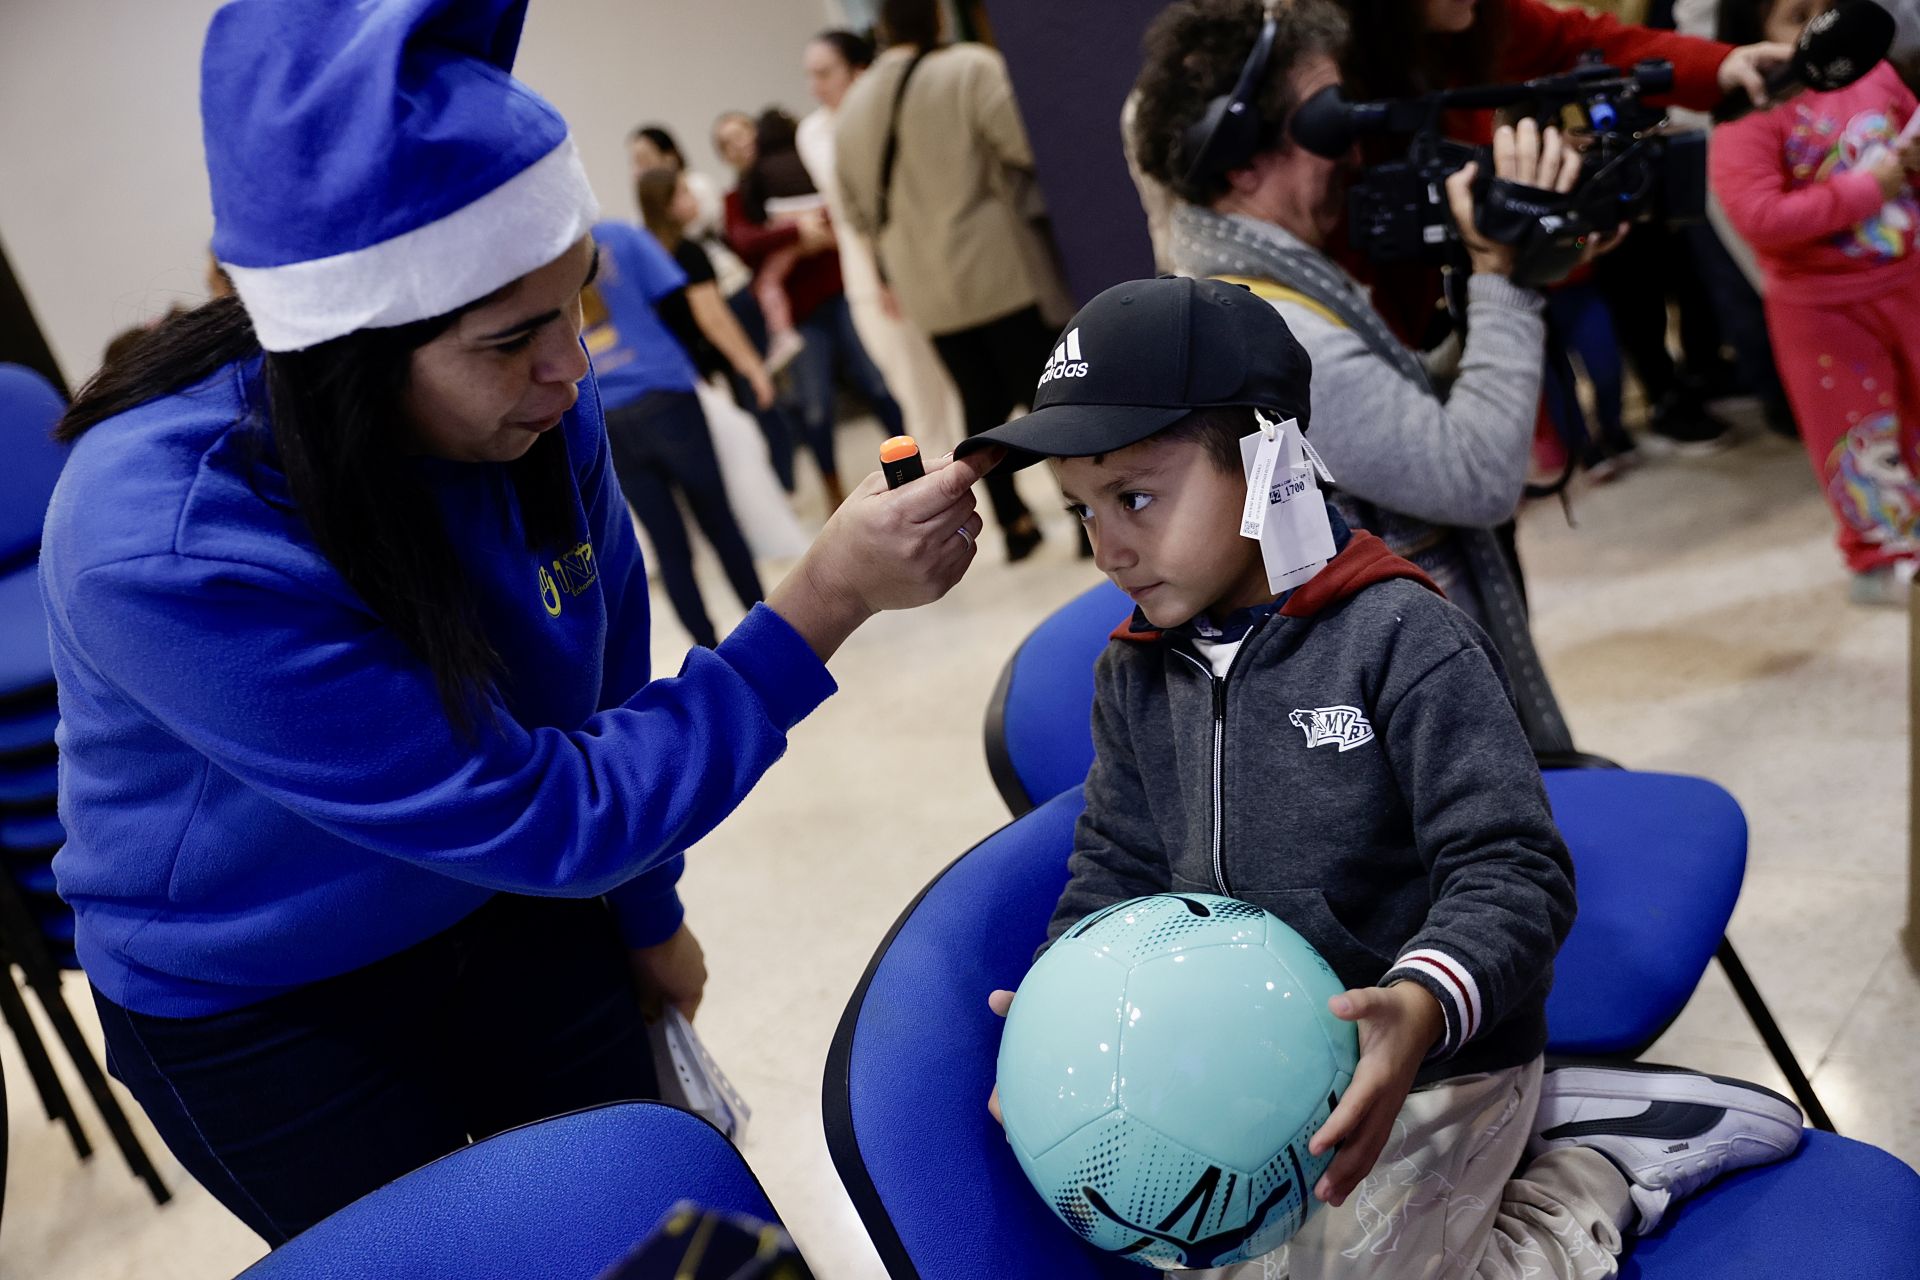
left=1445, top=119, right=1583, bottom=278
left=768, top=449, right=995, bottom=661
left=631, top=922, right=708, bottom=1022
left=747, top=364, right=776, bottom=411
left=1718, top=42, right=1796, bottom=108
left=1306, top=982, right=1445, bottom=1207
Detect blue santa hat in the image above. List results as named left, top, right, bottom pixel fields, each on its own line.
left=201, top=0, right=598, bottom=352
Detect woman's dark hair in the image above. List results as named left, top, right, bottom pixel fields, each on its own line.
left=1716, top=0, right=1775, bottom=48
left=741, top=109, right=815, bottom=224
left=755, top=107, right=799, bottom=155
left=637, top=166, right=685, bottom=250
left=814, top=28, right=875, bottom=70
left=1335, top=0, right=1510, bottom=101
left=57, top=295, right=578, bottom=733
left=879, top=0, right=942, bottom=49
left=629, top=124, right=684, bottom=166
left=1132, top=0, right=1351, bottom=205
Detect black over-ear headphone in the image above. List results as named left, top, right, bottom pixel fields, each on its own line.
left=1180, top=1, right=1282, bottom=187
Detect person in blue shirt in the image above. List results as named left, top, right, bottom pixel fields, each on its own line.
left=584, top=219, right=763, bottom=649
left=40, top=0, right=990, bottom=1243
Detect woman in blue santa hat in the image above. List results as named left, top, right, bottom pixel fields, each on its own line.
left=41, top=0, right=990, bottom=1241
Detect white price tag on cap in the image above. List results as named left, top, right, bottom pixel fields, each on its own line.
left=1240, top=414, right=1336, bottom=594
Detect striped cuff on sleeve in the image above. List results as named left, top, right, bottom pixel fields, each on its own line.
left=1384, top=948, right=1482, bottom=1060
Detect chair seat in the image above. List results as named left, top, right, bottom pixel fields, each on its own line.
left=239, top=1102, right=781, bottom=1279
left=1625, top=1131, right=1920, bottom=1278
left=0, top=564, right=54, bottom=701
left=1543, top=771, right=1745, bottom=1054
left=0, top=807, right=62, bottom=853
left=0, top=757, right=56, bottom=806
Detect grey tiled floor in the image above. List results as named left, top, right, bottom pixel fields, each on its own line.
left=3, top=426, right=1914, bottom=1278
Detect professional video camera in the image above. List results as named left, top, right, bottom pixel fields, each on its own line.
left=1291, top=56, right=1700, bottom=290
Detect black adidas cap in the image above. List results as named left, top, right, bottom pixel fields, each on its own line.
left=954, top=276, right=1312, bottom=473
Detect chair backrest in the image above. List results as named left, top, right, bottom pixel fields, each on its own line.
left=825, top=787, right=1141, bottom=1280
left=1540, top=768, right=1746, bottom=1055
left=0, top=364, right=67, bottom=573
left=984, top=579, right=1128, bottom=816
left=236, top=1102, right=779, bottom=1279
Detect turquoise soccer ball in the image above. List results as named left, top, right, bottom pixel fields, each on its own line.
left=997, top=893, right=1359, bottom=1270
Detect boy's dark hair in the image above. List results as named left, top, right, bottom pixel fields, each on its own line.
left=1153, top=404, right=1257, bottom=473
left=815, top=28, right=876, bottom=70
left=879, top=0, right=942, bottom=49
left=1131, top=0, right=1350, bottom=205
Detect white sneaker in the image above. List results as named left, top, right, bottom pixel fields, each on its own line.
left=1849, top=559, right=1918, bottom=608
left=1527, top=1061, right=1805, bottom=1234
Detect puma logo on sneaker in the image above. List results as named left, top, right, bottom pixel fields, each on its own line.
left=1527, top=1060, right=1804, bottom=1235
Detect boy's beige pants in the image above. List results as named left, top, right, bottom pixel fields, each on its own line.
left=1199, top=1057, right=1635, bottom=1280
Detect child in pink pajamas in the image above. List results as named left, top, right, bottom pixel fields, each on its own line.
left=1711, top=1, right=1920, bottom=604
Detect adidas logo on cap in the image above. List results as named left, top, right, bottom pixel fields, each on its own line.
left=1037, top=328, right=1088, bottom=387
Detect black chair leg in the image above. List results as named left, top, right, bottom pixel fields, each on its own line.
left=19, top=970, right=171, bottom=1205
left=0, top=961, right=90, bottom=1158
left=1716, top=939, right=1836, bottom=1133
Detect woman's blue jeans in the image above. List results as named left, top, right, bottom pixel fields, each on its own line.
left=92, top=894, right=658, bottom=1244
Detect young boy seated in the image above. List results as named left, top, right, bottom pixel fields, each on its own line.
left=957, top=277, right=1804, bottom=1279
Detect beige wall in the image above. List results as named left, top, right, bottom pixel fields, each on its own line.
left=0, top=0, right=837, bottom=385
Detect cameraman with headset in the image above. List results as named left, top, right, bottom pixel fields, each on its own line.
left=1134, top=1, right=1601, bottom=748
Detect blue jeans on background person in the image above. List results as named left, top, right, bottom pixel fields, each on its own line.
left=725, top=287, right=799, bottom=490
left=1545, top=282, right=1631, bottom=462
left=604, top=390, right=764, bottom=650
left=786, top=292, right=905, bottom=481
left=91, top=894, right=659, bottom=1244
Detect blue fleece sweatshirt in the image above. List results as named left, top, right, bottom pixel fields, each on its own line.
left=39, top=356, right=835, bottom=1016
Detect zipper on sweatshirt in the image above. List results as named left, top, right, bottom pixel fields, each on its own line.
left=1174, top=616, right=1273, bottom=898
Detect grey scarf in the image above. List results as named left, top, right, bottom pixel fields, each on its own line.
left=1169, top=203, right=1572, bottom=754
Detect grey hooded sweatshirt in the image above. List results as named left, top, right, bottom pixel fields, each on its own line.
left=1043, top=532, right=1576, bottom=1086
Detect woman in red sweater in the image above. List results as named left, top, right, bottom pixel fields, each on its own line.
left=1712, top=0, right=1920, bottom=603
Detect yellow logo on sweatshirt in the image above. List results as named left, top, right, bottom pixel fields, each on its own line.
left=539, top=541, right=598, bottom=617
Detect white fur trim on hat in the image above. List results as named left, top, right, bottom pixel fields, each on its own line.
left=225, top=136, right=600, bottom=352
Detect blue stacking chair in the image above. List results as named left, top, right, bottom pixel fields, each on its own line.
left=980, top=580, right=1834, bottom=1129
left=0, top=362, right=169, bottom=1202
left=238, top=1102, right=789, bottom=1279
left=824, top=789, right=1920, bottom=1280
left=0, top=362, right=67, bottom=576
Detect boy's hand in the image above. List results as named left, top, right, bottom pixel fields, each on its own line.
left=1306, top=982, right=1446, bottom=1207
left=987, top=989, right=1015, bottom=1125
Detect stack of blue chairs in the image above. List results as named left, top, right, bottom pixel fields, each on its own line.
left=0, top=362, right=168, bottom=1203
left=1, top=558, right=69, bottom=967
